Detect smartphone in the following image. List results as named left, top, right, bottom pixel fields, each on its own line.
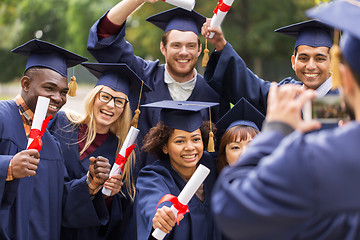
left=311, top=95, right=349, bottom=124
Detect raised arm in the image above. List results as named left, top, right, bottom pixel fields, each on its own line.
left=107, top=0, right=159, bottom=26
left=202, top=18, right=272, bottom=115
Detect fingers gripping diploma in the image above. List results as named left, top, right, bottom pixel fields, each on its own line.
left=201, top=18, right=227, bottom=51
left=89, top=156, right=111, bottom=186
left=103, top=174, right=124, bottom=197
left=266, top=83, right=321, bottom=133
left=152, top=206, right=184, bottom=234
left=11, top=149, right=40, bottom=178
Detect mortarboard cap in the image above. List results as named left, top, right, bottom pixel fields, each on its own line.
left=11, top=39, right=87, bottom=78
left=275, top=19, right=333, bottom=49
left=306, top=0, right=360, bottom=75
left=81, top=63, right=151, bottom=96
left=146, top=7, right=206, bottom=35
left=216, top=98, right=265, bottom=136
left=141, top=100, right=218, bottom=132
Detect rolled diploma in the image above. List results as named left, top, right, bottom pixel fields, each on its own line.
left=102, top=126, right=140, bottom=196
left=27, top=96, right=50, bottom=149
left=209, top=0, right=234, bottom=38
left=162, top=0, right=195, bottom=11
left=152, top=164, right=210, bottom=240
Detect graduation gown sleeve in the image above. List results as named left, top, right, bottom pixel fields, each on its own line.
left=204, top=43, right=300, bottom=115
left=135, top=162, right=176, bottom=240
left=212, top=122, right=360, bottom=240
left=49, top=111, right=130, bottom=240
left=135, top=152, right=222, bottom=240
left=0, top=101, right=109, bottom=240
left=87, top=14, right=159, bottom=86
left=204, top=42, right=271, bottom=114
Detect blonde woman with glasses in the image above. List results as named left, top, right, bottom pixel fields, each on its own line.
left=49, top=63, right=150, bottom=240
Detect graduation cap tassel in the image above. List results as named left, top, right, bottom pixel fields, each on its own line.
left=207, top=106, right=215, bottom=152
left=330, top=29, right=341, bottom=89
left=131, top=81, right=144, bottom=128
left=202, top=39, right=210, bottom=67
left=68, top=68, right=78, bottom=97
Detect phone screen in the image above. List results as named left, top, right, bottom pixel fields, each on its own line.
left=311, top=95, right=349, bottom=123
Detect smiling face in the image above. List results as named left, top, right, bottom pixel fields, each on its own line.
left=93, top=86, right=126, bottom=134
left=291, top=45, right=331, bottom=90
left=225, top=135, right=253, bottom=166
left=160, top=30, right=201, bottom=83
left=21, top=68, right=69, bottom=118
left=162, top=128, right=203, bottom=179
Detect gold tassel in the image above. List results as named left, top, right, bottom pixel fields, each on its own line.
left=68, top=68, right=77, bottom=97
left=131, top=109, right=141, bottom=128
left=207, top=106, right=215, bottom=152
left=202, top=39, right=209, bottom=67
left=330, top=29, right=342, bottom=90
left=130, top=81, right=144, bottom=128
left=208, top=131, right=215, bottom=152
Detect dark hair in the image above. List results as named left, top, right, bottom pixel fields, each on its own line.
left=293, top=46, right=331, bottom=56
left=217, top=125, right=259, bottom=172
left=161, top=30, right=201, bottom=48
left=142, top=121, right=216, bottom=159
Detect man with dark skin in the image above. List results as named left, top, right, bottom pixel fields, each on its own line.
left=0, top=39, right=111, bottom=240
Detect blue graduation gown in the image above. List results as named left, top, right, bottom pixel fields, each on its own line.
left=134, top=152, right=222, bottom=240
left=48, top=111, right=134, bottom=240
left=212, top=122, right=360, bottom=240
left=0, top=100, right=108, bottom=240
left=87, top=15, right=230, bottom=176
left=204, top=42, right=338, bottom=115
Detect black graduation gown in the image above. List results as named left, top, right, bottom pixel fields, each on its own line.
left=48, top=111, right=134, bottom=240
left=134, top=152, right=222, bottom=240
left=87, top=15, right=230, bottom=177
left=0, top=100, right=108, bottom=240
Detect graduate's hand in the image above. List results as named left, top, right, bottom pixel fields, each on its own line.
left=103, top=174, right=123, bottom=197
left=89, top=156, right=111, bottom=186
left=152, top=206, right=184, bottom=234
left=266, top=83, right=321, bottom=132
left=201, top=18, right=227, bottom=51
left=11, top=149, right=40, bottom=178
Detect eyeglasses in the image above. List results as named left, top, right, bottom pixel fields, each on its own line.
left=98, top=91, right=128, bottom=108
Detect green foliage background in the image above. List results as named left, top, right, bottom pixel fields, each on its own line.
left=0, top=0, right=320, bottom=83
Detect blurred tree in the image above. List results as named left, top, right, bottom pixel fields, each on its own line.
left=65, top=0, right=116, bottom=58
left=0, top=0, right=113, bottom=82
left=0, top=0, right=317, bottom=83
left=125, top=0, right=316, bottom=79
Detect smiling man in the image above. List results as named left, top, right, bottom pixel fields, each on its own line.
left=87, top=0, right=229, bottom=177
left=0, top=39, right=112, bottom=240
left=202, top=19, right=337, bottom=116
left=276, top=20, right=334, bottom=93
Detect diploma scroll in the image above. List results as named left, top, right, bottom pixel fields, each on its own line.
left=161, top=0, right=195, bottom=11
left=27, top=96, right=50, bottom=150
left=152, top=164, right=210, bottom=240
left=102, top=126, right=140, bottom=196
left=209, top=0, right=234, bottom=38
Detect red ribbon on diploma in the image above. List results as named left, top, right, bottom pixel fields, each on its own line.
left=156, top=194, right=189, bottom=225
left=27, top=115, right=52, bottom=151
left=115, top=143, right=136, bottom=175
left=213, top=0, right=231, bottom=14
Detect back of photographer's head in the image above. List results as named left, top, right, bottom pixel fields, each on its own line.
left=307, top=0, right=360, bottom=84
